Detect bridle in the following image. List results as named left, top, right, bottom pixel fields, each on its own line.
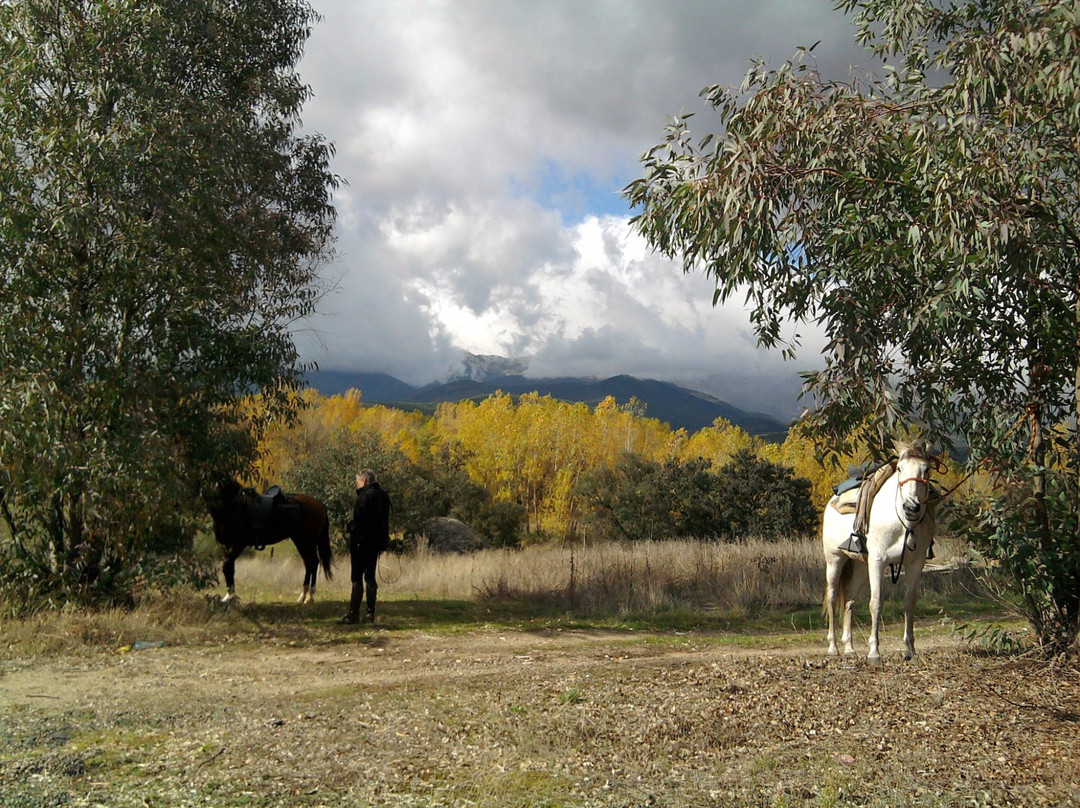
left=896, top=473, right=932, bottom=489
left=896, top=455, right=947, bottom=492
left=889, top=456, right=943, bottom=583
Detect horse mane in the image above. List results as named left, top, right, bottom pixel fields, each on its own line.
left=894, top=438, right=932, bottom=461
left=207, top=477, right=248, bottom=511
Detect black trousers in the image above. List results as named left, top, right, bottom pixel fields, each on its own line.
left=350, top=547, right=380, bottom=609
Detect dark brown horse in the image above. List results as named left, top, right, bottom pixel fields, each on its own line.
left=207, top=479, right=333, bottom=604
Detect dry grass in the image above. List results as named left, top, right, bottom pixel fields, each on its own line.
left=377, top=534, right=972, bottom=614
left=467, top=539, right=825, bottom=612
left=0, top=589, right=222, bottom=658
left=0, top=536, right=980, bottom=658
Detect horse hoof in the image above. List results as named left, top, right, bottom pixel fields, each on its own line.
left=867, top=653, right=882, bottom=667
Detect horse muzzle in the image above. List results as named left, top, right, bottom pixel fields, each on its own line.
left=902, top=500, right=924, bottom=520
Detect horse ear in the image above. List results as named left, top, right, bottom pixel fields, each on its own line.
left=898, top=437, right=933, bottom=460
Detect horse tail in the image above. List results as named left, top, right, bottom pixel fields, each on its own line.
left=823, top=558, right=854, bottom=617
left=318, top=510, right=333, bottom=581
left=838, top=559, right=853, bottom=606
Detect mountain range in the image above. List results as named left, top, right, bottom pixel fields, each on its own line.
left=304, top=369, right=790, bottom=437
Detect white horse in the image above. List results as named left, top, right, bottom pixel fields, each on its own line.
left=822, top=440, right=938, bottom=665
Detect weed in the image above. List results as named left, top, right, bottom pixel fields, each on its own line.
left=558, top=687, right=584, bottom=706
left=952, top=621, right=1029, bottom=656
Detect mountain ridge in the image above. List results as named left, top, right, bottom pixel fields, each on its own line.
left=304, top=369, right=789, bottom=437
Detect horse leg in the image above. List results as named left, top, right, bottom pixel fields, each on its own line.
left=901, top=555, right=928, bottom=661
left=840, top=594, right=856, bottom=656
left=841, top=562, right=867, bottom=656
left=296, top=541, right=318, bottom=605
left=823, top=556, right=844, bottom=656
left=823, top=567, right=837, bottom=656
left=866, top=558, right=885, bottom=665
left=821, top=507, right=852, bottom=657
left=222, top=548, right=242, bottom=604
left=297, top=558, right=312, bottom=604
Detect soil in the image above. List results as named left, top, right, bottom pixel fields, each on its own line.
left=2, top=620, right=1078, bottom=807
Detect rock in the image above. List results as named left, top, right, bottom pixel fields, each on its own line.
left=422, top=517, right=486, bottom=554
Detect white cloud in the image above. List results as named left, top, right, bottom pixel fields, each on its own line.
left=297, top=0, right=866, bottom=416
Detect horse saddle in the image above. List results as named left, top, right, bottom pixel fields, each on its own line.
left=828, top=461, right=896, bottom=517
left=830, top=486, right=860, bottom=515
left=245, top=485, right=300, bottom=539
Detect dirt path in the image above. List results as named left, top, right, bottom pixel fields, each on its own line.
left=2, top=626, right=1078, bottom=807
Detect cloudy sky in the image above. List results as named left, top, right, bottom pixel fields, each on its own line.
left=295, top=0, right=872, bottom=419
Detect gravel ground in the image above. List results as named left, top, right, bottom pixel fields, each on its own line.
left=2, top=622, right=1079, bottom=808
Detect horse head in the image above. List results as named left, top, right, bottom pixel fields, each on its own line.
left=893, top=439, right=936, bottom=523
left=205, top=477, right=250, bottom=546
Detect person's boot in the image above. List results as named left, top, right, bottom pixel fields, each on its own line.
left=339, top=582, right=363, bottom=624
left=363, top=600, right=376, bottom=623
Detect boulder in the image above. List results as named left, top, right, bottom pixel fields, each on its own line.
left=422, top=517, right=486, bottom=554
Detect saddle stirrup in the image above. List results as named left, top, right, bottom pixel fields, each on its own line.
left=839, top=532, right=866, bottom=554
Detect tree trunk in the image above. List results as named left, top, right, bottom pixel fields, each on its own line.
left=48, top=490, right=65, bottom=576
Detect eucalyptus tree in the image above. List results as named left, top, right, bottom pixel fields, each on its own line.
left=0, top=0, right=338, bottom=602
left=625, top=0, right=1080, bottom=655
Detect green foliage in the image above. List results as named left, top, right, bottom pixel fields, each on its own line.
left=625, top=0, right=1080, bottom=656
left=0, top=540, right=217, bottom=617
left=955, top=461, right=1080, bottom=655
left=576, top=451, right=814, bottom=542
left=280, top=427, right=525, bottom=551
left=577, top=454, right=717, bottom=542
left=953, top=621, right=1028, bottom=657
left=280, top=427, right=404, bottom=542
left=0, top=0, right=337, bottom=608
left=713, top=450, right=817, bottom=538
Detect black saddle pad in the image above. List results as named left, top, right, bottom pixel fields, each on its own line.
left=245, top=489, right=300, bottom=538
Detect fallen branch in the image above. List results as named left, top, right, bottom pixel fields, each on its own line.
left=197, top=747, right=226, bottom=768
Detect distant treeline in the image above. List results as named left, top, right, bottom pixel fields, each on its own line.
left=254, top=390, right=968, bottom=549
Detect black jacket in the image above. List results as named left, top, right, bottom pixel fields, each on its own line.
left=350, top=482, right=392, bottom=553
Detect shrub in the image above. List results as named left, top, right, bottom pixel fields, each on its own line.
left=577, top=450, right=815, bottom=542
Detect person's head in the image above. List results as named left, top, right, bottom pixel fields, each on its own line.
left=357, top=469, right=377, bottom=488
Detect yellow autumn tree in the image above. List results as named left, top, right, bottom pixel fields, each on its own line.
left=432, top=392, right=678, bottom=538
left=253, top=386, right=834, bottom=543
left=256, top=390, right=431, bottom=487
left=252, top=388, right=364, bottom=486
left=675, top=417, right=757, bottom=470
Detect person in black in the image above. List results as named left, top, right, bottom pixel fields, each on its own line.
left=340, top=468, right=392, bottom=624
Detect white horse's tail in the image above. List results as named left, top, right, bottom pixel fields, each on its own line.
left=822, top=558, right=855, bottom=617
